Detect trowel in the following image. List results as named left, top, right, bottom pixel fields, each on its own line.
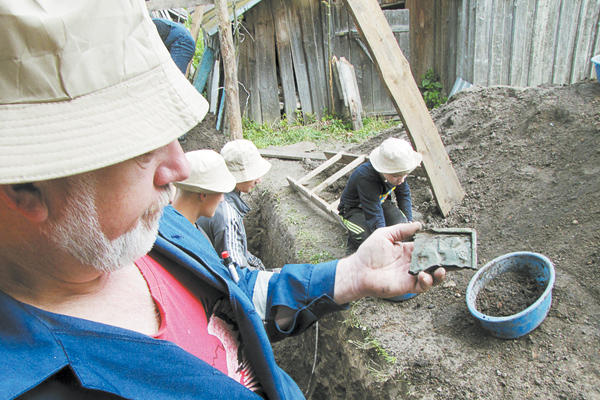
left=409, top=228, right=478, bottom=275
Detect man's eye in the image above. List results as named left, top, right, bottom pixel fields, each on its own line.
left=135, top=151, right=156, bottom=166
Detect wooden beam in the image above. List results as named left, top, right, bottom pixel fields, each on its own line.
left=146, top=0, right=212, bottom=11
left=344, top=0, right=464, bottom=216
left=259, top=149, right=326, bottom=161
left=310, top=155, right=365, bottom=194
left=216, top=0, right=243, bottom=138
left=287, top=176, right=341, bottom=223
left=298, top=152, right=343, bottom=185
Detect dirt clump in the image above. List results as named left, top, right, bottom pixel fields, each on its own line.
left=475, top=270, right=546, bottom=316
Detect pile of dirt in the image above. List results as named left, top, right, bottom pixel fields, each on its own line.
left=183, top=80, right=600, bottom=399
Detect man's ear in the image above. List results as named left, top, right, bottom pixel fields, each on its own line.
left=0, top=184, right=48, bottom=222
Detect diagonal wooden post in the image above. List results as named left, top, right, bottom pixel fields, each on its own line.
left=215, top=0, right=243, bottom=139
left=344, top=0, right=464, bottom=216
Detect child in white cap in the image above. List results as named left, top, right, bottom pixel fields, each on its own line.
left=172, top=150, right=236, bottom=239
left=338, top=137, right=422, bottom=249
left=197, top=139, right=272, bottom=270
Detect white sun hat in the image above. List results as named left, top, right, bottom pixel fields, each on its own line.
left=174, top=150, right=236, bottom=194
left=221, top=139, right=272, bottom=183
left=369, top=137, right=423, bottom=174
left=0, top=0, right=208, bottom=184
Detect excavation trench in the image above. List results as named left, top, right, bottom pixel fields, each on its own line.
left=244, top=185, right=406, bottom=400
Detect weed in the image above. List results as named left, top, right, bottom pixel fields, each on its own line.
left=419, top=69, right=447, bottom=110
left=243, top=115, right=400, bottom=148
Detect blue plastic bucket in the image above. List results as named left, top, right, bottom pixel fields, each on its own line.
left=592, top=55, right=600, bottom=81
left=466, top=252, right=555, bottom=339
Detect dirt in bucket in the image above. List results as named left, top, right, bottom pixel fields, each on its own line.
left=475, top=270, right=546, bottom=316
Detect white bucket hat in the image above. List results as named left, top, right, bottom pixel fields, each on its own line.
left=0, top=0, right=208, bottom=184
left=221, top=139, right=272, bottom=183
left=174, top=150, right=236, bottom=194
left=369, top=138, right=423, bottom=174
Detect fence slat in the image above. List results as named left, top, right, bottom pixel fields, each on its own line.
left=298, top=0, right=327, bottom=118
left=272, top=0, right=298, bottom=121
left=571, top=0, right=600, bottom=82
left=553, top=0, right=580, bottom=84
left=473, top=0, right=492, bottom=85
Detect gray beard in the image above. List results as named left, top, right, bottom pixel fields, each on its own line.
left=41, top=176, right=169, bottom=273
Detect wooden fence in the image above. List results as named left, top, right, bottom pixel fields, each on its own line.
left=232, top=0, right=409, bottom=123
left=409, top=0, right=600, bottom=92
left=202, top=0, right=599, bottom=125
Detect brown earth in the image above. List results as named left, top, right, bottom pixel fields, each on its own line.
left=183, top=80, right=600, bottom=399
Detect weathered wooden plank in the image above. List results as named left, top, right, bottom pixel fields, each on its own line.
left=406, top=0, right=435, bottom=83
left=216, top=0, right=243, bottom=138
left=299, top=152, right=343, bottom=184
left=350, top=24, right=374, bottom=116
left=489, top=0, right=510, bottom=85
left=345, top=0, right=465, bottom=216
left=509, top=0, right=535, bottom=86
left=455, top=0, right=471, bottom=82
left=473, top=0, right=492, bottom=85
left=542, top=1, right=561, bottom=84
left=374, top=10, right=409, bottom=115
left=271, top=0, right=298, bottom=122
left=553, top=0, right=580, bottom=84
left=465, top=0, right=476, bottom=83
left=335, top=56, right=363, bottom=130
left=287, top=176, right=341, bottom=222
left=208, top=57, right=220, bottom=114
left=287, top=0, right=313, bottom=116
left=444, top=0, right=459, bottom=92
left=259, top=149, right=326, bottom=161
left=311, top=155, right=366, bottom=194
left=298, top=0, right=327, bottom=118
left=528, top=1, right=552, bottom=86
left=592, top=12, right=600, bottom=79
left=244, top=8, right=261, bottom=122
left=572, top=0, right=600, bottom=82
left=434, top=0, right=457, bottom=93
left=254, top=3, right=280, bottom=122
left=146, top=0, right=211, bottom=11
left=320, top=0, right=335, bottom=115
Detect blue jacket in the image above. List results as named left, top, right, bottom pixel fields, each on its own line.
left=338, top=161, right=413, bottom=231
left=0, top=206, right=344, bottom=399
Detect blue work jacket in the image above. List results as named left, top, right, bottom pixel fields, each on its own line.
left=0, top=206, right=343, bottom=399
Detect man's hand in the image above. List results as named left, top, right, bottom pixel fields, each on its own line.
left=334, top=222, right=446, bottom=304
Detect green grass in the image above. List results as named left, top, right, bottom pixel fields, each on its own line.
left=243, top=114, right=401, bottom=148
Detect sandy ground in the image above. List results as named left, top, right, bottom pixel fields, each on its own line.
left=183, top=80, right=600, bottom=399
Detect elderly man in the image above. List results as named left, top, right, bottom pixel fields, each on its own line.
left=0, top=1, right=444, bottom=399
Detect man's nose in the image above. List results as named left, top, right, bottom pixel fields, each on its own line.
left=154, top=140, right=190, bottom=187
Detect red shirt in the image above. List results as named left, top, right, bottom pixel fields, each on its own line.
left=135, top=255, right=259, bottom=391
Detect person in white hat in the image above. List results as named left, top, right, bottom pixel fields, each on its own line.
left=172, top=150, right=236, bottom=238
left=338, top=137, right=423, bottom=250
left=197, top=139, right=272, bottom=271
left=0, top=2, right=444, bottom=398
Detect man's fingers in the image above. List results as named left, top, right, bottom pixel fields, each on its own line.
left=415, top=268, right=446, bottom=293
left=384, top=221, right=422, bottom=243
